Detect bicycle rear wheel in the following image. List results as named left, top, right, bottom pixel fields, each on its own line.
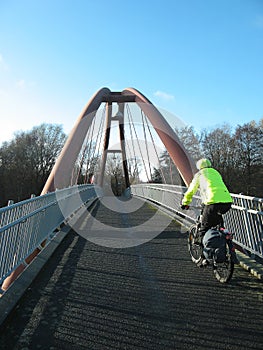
left=188, top=224, right=203, bottom=264
left=212, top=244, right=234, bottom=283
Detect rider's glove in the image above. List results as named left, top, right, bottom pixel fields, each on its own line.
left=181, top=204, right=189, bottom=210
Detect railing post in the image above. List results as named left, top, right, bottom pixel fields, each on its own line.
left=241, top=197, right=254, bottom=254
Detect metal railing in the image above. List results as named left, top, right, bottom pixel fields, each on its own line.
left=1, top=182, right=262, bottom=285
left=0, top=184, right=102, bottom=285
left=131, top=184, right=263, bottom=259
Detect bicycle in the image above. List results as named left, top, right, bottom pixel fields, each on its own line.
left=186, top=206, right=237, bottom=283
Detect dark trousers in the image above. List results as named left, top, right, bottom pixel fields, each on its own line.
left=200, top=202, right=232, bottom=235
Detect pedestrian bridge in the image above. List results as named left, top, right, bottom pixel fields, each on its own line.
left=0, top=88, right=263, bottom=349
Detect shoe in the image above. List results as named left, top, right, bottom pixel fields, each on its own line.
left=198, top=259, right=209, bottom=268
left=201, top=259, right=209, bottom=267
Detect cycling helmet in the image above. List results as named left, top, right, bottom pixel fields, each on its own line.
left=196, top=158, right=212, bottom=170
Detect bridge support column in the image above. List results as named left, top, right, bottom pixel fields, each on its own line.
left=98, top=102, right=112, bottom=187
left=98, top=101, right=130, bottom=190
left=117, top=102, right=130, bottom=189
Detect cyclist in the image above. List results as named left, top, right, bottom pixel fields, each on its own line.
left=181, top=158, right=232, bottom=236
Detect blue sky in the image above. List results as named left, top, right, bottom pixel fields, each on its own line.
left=0, top=0, right=262, bottom=144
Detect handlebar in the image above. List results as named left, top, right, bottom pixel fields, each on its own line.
left=181, top=205, right=202, bottom=210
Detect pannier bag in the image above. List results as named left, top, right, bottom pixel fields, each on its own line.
left=202, top=229, right=227, bottom=263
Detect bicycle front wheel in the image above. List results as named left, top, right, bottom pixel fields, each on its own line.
left=188, top=224, right=203, bottom=264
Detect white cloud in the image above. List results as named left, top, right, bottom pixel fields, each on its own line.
left=154, top=90, right=175, bottom=101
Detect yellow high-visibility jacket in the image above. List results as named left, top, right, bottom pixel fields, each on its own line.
left=182, top=167, right=232, bottom=205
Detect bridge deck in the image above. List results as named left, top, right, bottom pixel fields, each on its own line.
left=0, top=197, right=263, bottom=350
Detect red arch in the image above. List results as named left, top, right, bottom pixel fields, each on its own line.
left=42, top=86, right=196, bottom=193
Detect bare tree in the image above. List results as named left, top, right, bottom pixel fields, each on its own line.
left=174, top=125, right=202, bottom=161
left=201, top=124, right=239, bottom=190
left=103, top=153, right=126, bottom=196
left=0, top=124, right=66, bottom=206
left=234, top=120, right=263, bottom=195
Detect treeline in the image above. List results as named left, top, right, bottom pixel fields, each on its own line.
left=0, top=119, right=262, bottom=207
left=0, top=124, right=66, bottom=207
left=152, top=119, right=263, bottom=197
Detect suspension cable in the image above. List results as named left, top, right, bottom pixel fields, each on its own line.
left=83, top=104, right=106, bottom=183
left=169, top=155, right=174, bottom=185
left=92, top=104, right=106, bottom=182
left=143, top=111, right=167, bottom=184
left=91, top=108, right=105, bottom=166
left=141, top=110, right=153, bottom=180
left=126, top=104, right=151, bottom=182
left=74, top=113, right=94, bottom=184
left=125, top=105, right=139, bottom=183
left=85, top=111, right=97, bottom=175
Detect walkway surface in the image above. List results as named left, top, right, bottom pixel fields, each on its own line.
left=0, top=197, right=263, bottom=350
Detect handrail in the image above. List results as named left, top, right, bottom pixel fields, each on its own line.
left=131, top=183, right=263, bottom=259
left=0, top=184, right=102, bottom=285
